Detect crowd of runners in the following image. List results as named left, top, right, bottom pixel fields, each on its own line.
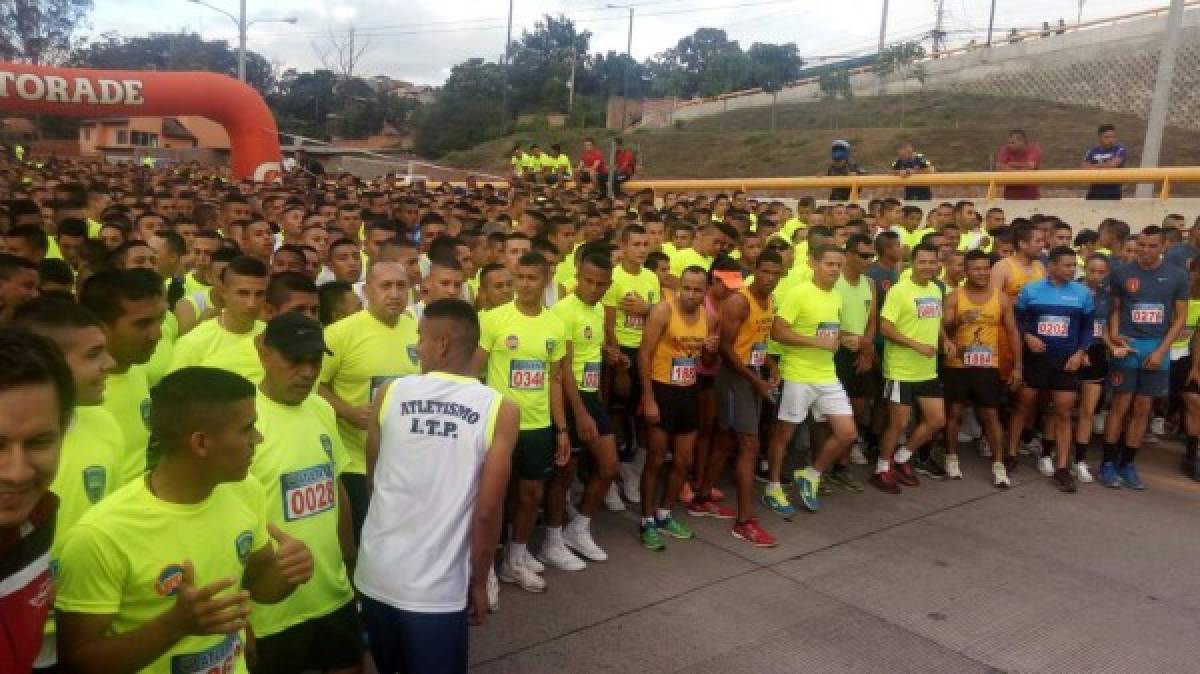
left=1, top=151, right=1198, bottom=674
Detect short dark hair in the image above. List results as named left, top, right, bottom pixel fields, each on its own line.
left=12, top=296, right=103, bottom=338
left=317, top=280, right=355, bottom=326
left=1048, top=245, right=1076, bottom=264
left=79, top=268, right=163, bottom=324
left=1139, top=225, right=1164, bottom=240
left=756, top=250, right=783, bottom=267
left=911, top=243, right=940, bottom=259
left=0, top=252, right=38, bottom=281
left=222, top=255, right=269, bottom=281
left=645, top=251, right=669, bottom=271
left=150, top=367, right=256, bottom=456
left=422, top=298, right=480, bottom=360
left=517, top=251, right=550, bottom=273
left=845, top=234, right=872, bottom=251
left=6, top=225, right=49, bottom=254
left=38, top=258, right=75, bottom=289
left=266, top=271, right=317, bottom=308
left=1098, top=123, right=1115, bottom=135
left=0, top=328, right=75, bottom=428
left=963, top=249, right=992, bottom=266
left=57, top=218, right=88, bottom=238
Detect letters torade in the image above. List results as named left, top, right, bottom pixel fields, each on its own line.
left=0, top=71, right=145, bottom=105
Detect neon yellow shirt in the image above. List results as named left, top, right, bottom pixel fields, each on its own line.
left=320, top=308, right=420, bottom=473
left=551, top=294, right=605, bottom=393
left=781, top=217, right=807, bottom=242
left=144, top=311, right=179, bottom=386
left=54, top=476, right=270, bottom=674
left=905, top=227, right=935, bottom=250
left=87, top=218, right=103, bottom=238
left=50, top=406, right=123, bottom=554
left=880, top=277, right=943, bottom=382
left=46, top=236, right=63, bottom=260
left=553, top=242, right=583, bottom=287
left=1169, top=299, right=1200, bottom=357
left=169, top=317, right=264, bottom=384
left=183, top=272, right=209, bottom=298
left=250, top=391, right=354, bottom=637
left=777, top=281, right=841, bottom=384
left=669, top=247, right=713, bottom=278
left=100, top=365, right=152, bottom=486
left=553, top=153, right=573, bottom=176
left=602, top=264, right=661, bottom=348
left=479, top=301, right=567, bottom=430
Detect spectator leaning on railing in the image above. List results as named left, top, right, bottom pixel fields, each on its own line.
left=1081, top=124, right=1127, bottom=201
left=996, top=129, right=1042, bottom=200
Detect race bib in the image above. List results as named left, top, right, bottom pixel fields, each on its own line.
left=670, top=357, right=697, bottom=385
left=915, top=297, right=941, bottom=319
left=1093, top=319, right=1106, bottom=339
left=815, top=322, right=840, bottom=339
left=281, top=464, right=336, bottom=521
left=1036, top=315, right=1069, bottom=338
left=509, top=360, right=546, bottom=390
left=170, top=633, right=241, bottom=674
left=1131, top=303, right=1165, bottom=325
left=581, top=362, right=602, bottom=390
left=624, top=312, right=645, bottom=329
left=747, top=342, right=768, bottom=367
left=962, top=345, right=995, bottom=367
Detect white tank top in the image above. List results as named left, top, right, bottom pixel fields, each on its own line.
left=353, top=372, right=502, bottom=612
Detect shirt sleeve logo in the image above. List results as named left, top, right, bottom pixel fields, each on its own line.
left=505, top=335, right=519, bottom=350
left=155, top=564, right=185, bottom=596
left=1126, top=277, right=1140, bottom=293
left=546, top=338, right=557, bottom=354
left=319, top=434, right=334, bottom=460
left=235, top=530, right=254, bottom=566
left=82, top=465, right=107, bottom=504
left=583, top=325, right=594, bottom=341
left=139, top=398, right=153, bottom=429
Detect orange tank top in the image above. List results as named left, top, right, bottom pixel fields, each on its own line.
left=1002, top=257, right=1044, bottom=299
left=732, top=287, right=774, bottom=367
left=949, top=287, right=1002, bottom=368
left=651, top=297, right=709, bottom=386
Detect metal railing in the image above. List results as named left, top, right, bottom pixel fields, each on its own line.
left=623, top=167, right=1200, bottom=201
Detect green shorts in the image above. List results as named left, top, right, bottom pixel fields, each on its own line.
left=514, top=426, right=556, bottom=481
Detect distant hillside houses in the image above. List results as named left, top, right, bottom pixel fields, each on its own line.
left=368, top=76, right=436, bottom=104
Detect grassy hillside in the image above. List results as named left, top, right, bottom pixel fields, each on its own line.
left=440, top=92, right=1200, bottom=182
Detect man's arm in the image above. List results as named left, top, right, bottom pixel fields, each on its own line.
left=364, top=379, right=391, bottom=488
left=548, top=359, right=570, bottom=466
left=879, top=317, right=933, bottom=355
left=1000, top=294, right=1023, bottom=374
left=1147, top=299, right=1190, bottom=368
left=717, top=293, right=759, bottom=386
left=770, top=315, right=833, bottom=350
left=988, top=258, right=1009, bottom=294
left=319, top=383, right=369, bottom=430
left=241, top=525, right=313, bottom=605
left=638, top=302, right=670, bottom=423
left=468, top=399, right=518, bottom=626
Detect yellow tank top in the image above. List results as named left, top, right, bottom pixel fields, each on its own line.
left=949, top=287, right=1002, bottom=368
left=732, top=287, right=774, bottom=367
left=651, top=298, right=709, bottom=386
left=1003, top=257, right=1044, bottom=299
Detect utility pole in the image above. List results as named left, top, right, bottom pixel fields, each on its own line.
left=876, top=0, right=888, bottom=94
left=501, top=0, right=514, bottom=131
left=622, top=6, right=634, bottom=131
left=933, top=0, right=946, bottom=56
left=1137, top=0, right=1184, bottom=198
left=188, top=0, right=295, bottom=83
left=986, top=0, right=997, bottom=47
left=1077, top=0, right=1085, bottom=26
left=567, top=49, right=576, bottom=116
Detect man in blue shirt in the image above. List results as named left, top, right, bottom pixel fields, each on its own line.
left=1081, top=124, right=1126, bottom=200
left=1164, top=216, right=1199, bottom=269
left=1012, top=246, right=1095, bottom=492
left=1102, top=226, right=1190, bottom=489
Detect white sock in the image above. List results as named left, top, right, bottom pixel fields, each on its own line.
left=543, top=526, right=562, bottom=545
left=876, top=458, right=890, bottom=474
left=507, top=542, right=527, bottom=565
left=895, top=447, right=912, bottom=464
left=656, top=508, right=670, bottom=521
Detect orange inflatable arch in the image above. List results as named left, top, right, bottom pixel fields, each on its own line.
left=0, top=62, right=281, bottom=180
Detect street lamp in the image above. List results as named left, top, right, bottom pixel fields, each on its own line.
left=187, top=0, right=297, bottom=82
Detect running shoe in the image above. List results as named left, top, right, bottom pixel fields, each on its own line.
left=498, top=558, right=546, bottom=593
left=679, top=482, right=695, bottom=504
left=656, top=515, right=695, bottom=539
left=1052, top=467, right=1077, bottom=493
left=977, top=437, right=992, bottom=458
left=1037, top=456, right=1055, bottom=477
left=762, top=485, right=796, bottom=519
left=487, top=566, right=499, bottom=612
left=603, top=482, right=626, bottom=512
left=619, top=463, right=641, bottom=503
left=849, top=442, right=869, bottom=465
left=686, top=498, right=735, bottom=519
left=538, top=540, right=586, bottom=572
left=1072, top=461, right=1094, bottom=484
left=793, top=470, right=821, bottom=512
left=869, top=469, right=901, bottom=494
left=1002, top=455, right=1019, bottom=474
left=710, top=486, right=727, bottom=501
left=731, top=517, right=777, bottom=548
left=1099, top=461, right=1121, bottom=488
left=1118, top=462, right=1145, bottom=490
left=523, top=549, right=545, bottom=574
left=826, top=466, right=864, bottom=492
left=893, top=461, right=920, bottom=487
left=991, top=462, right=1010, bottom=489
left=913, top=457, right=947, bottom=480
left=754, top=458, right=770, bottom=483
left=944, top=454, right=963, bottom=480
left=639, top=523, right=666, bottom=551
left=564, top=519, right=608, bottom=562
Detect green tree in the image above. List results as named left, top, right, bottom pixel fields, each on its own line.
left=647, top=28, right=750, bottom=99
left=746, top=42, right=802, bottom=132
left=507, top=14, right=590, bottom=116
left=414, top=58, right=506, bottom=157
left=818, top=68, right=854, bottom=101
left=72, top=32, right=274, bottom=94
left=0, top=0, right=93, bottom=65
left=873, top=41, right=927, bottom=127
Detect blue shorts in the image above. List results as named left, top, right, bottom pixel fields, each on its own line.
left=1110, top=337, right=1170, bottom=398
left=360, top=596, right=468, bottom=674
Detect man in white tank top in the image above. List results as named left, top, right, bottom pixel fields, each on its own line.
left=356, top=298, right=519, bottom=674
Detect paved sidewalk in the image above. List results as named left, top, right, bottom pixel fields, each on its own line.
left=471, top=445, right=1200, bottom=672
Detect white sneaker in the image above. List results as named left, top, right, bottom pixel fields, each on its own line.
left=992, top=462, right=1010, bottom=488
left=945, top=455, right=962, bottom=479
left=1037, top=456, right=1055, bottom=477
left=603, top=482, right=626, bottom=512
left=564, top=520, right=608, bottom=562
left=619, top=463, right=641, bottom=504
left=977, top=437, right=992, bottom=458
left=1019, top=437, right=1041, bottom=456
left=487, top=566, right=499, bottom=612
left=1150, top=416, right=1166, bottom=436
left=537, top=539, right=586, bottom=572
left=1073, top=461, right=1094, bottom=484
left=565, top=499, right=579, bottom=520
left=498, top=558, right=546, bottom=593
left=849, top=442, right=868, bottom=465
left=522, top=549, right=545, bottom=574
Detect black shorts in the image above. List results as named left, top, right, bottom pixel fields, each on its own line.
left=698, top=372, right=716, bottom=390
left=649, top=381, right=699, bottom=434
left=943, top=367, right=1003, bottom=408
left=1171, top=355, right=1200, bottom=395
left=567, top=391, right=614, bottom=450
left=514, top=426, right=555, bottom=481
left=1077, top=342, right=1109, bottom=383
left=339, top=473, right=368, bottom=546
left=612, top=346, right=643, bottom=411
left=882, top=378, right=943, bottom=405
left=251, top=600, right=362, bottom=674
left=834, top=347, right=875, bottom=398
left=1023, top=351, right=1080, bottom=392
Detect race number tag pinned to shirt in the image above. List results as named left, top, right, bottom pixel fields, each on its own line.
left=170, top=633, right=242, bottom=674
left=624, top=312, right=645, bottom=329
left=1036, top=315, right=1069, bottom=338
left=670, top=356, right=697, bottom=385
left=914, top=297, right=941, bottom=319
left=962, top=345, right=995, bottom=367
left=509, top=360, right=546, bottom=390
left=582, top=362, right=602, bottom=389
left=748, top=342, right=768, bottom=367
left=815, top=322, right=840, bottom=338
left=1131, top=303, right=1165, bottom=325
left=1093, top=319, right=1106, bottom=339
left=281, top=464, right=336, bottom=521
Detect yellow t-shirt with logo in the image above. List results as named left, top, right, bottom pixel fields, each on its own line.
left=777, top=281, right=841, bottom=384
left=602, top=265, right=661, bottom=349
left=169, top=318, right=265, bottom=384
left=669, top=247, right=713, bottom=278
left=101, top=365, right=152, bottom=486
left=880, top=277, right=943, bottom=382
left=51, top=406, right=124, bottom=549
left=320, top=309, right=420, bottom=474
left=183, top=272, right=209, bottom=298
left=144, top=311, right=179, bottom=386
left=551, top=294, right=605, bottom=393
left=54, top=476, right=270, bottom=674
left=250, top=391, right=354, bottom=637
left=479, top=301, right=567, bottom=430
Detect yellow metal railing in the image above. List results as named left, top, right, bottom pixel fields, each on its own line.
left=624, top=167, right=1200, bottom=201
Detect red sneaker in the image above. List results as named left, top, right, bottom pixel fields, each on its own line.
left=731, top=517, right=777, bottom=547
left=710, top=486, right=726, bottom=502
left=679, top=482, right=695, bottom=504
left=687, top=498, right=735, bottom=519
left=893, top=461, right=920, bottom=487
left=869, top=469, right=901, bottom=494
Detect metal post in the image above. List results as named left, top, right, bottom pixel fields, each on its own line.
left=501, top=0, right=513, bottom=131
left=933, top=0, right=946, bottom=56
left=1137, top=0, right=1184, bottom=198
left=237, top=0, right=247, bottom=82
left=986, top=0, right=997, bottom=47
left=876, top=0, right=888, bottom=93
left=568, top=49, right=576, bottom=115
left=620, top=7, right=634, bottom=131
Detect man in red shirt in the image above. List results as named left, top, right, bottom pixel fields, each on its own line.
left=996, top=129, right=1042, bottom=200
left=0, top=329, right=74, bottom=673
left=614, top=138, right=637, bottom=196
left=577, top=137, right=609, bottom=196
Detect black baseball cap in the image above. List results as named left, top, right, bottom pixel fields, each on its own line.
left=263, top=312, right=331, bottom=358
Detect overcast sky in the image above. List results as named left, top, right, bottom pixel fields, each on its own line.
left=90, top=0, right=1168, bottom=85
